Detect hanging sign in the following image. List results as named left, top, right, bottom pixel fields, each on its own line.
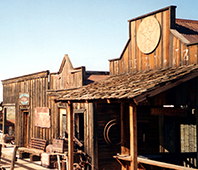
left=151, top=108, right=187, bottom=117
left=35, top=107, right=50, bottom=128
left=19, top=93, right=29, bottom=105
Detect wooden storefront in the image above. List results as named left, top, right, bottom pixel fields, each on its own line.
left=56, top=6, right=198, bottom=170
left=1, top=54, right=109, bottom=152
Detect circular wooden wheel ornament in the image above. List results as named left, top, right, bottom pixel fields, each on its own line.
left=137, top=16, right=161, bottom=54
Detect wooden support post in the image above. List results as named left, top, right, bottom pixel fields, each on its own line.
left=57, top=155, right=61, bottom=170
left=65, top=153, right=68, bottom=170
left=129, top=103, right=137, bottom=170
left=3, top=108, right=6, bottom=134
left=68, top=101, right=73, bottom=170
left=10, top=145, right=18, bottom=170
left=121, top=102, right=125, bottom=156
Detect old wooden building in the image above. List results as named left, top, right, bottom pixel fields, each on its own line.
left=57, top=6, right=198, bottom=170
left=1, top=55, right=109, bottom=149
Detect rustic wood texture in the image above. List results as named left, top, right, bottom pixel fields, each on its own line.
left=2, top=71, right=49, bottom=146
left=96, top=103, right=121, bottom=170
left=129, top=103, right=137, bottom=170
left=58, top=64, right=198, bottom=102
left=109, top=6, right=198, bottom=76
left=49, top=55, right=84, bottom=90
left=137, top=156, right=198, bottom=170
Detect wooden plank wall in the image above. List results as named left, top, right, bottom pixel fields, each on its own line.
left=2, top=71, right=49, bottom=146
left=49, top=66, right=84, bottom=90
left=47, top=98, right=96, bottom=157
left=109, top=6, right=198, bottom=75
left=96, top=103, right=121, bottom=170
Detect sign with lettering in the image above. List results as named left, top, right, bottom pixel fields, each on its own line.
left=19, top=93, right=29, bottom=105
left=151, top=108, right=187, bottom=117
left=35, top=107, right=50, bottom=128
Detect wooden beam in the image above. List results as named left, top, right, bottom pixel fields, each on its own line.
left=129, top=103, right=137, bottom=170
left=121, top=102, right=124, bottom=155
left=3, top=108, right=6, bottom=134
left=137, top=157, right=198, bottom=170
left=134, top=70, right=198, bottom=104
left=67, top=102, right=73, bottom=170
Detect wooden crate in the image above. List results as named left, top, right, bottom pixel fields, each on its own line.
left=53, top=139, right=68, bottom=153
left=41, top=153, right=57, bottom=168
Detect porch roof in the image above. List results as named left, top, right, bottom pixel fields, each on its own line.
left=57, top=64, right=198, bottom=103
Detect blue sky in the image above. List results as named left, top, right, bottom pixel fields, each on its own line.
left=0, top=0, right=198, bottom=101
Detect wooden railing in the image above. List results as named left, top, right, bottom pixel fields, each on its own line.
left=114, top=153, right=198, bottom=170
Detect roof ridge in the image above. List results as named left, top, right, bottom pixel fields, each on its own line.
left=176, top=18, right=198, bottom=24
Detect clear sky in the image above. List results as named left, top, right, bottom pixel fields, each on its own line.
left=0, top=0, right=198, bottom=101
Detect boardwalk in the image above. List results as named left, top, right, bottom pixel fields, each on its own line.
left=0, top=146, right=56, bottom=170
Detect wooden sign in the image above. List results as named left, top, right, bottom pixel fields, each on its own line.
left=151, top=108, right=187, bottom=117
left=137, top=16, right=161, bottom=54
left=35, top=107, right=50, bottom=128
left=19, top=93, right=29, bottom=105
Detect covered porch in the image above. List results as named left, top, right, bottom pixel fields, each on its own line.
left=57, top=64, right=198, bottom=170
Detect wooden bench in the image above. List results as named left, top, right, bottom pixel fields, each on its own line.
left=18, top=138, right=47, bottom=162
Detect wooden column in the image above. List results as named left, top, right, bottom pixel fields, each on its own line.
left=121, top=102, right=130, bottom=155
left=121, top=102, right=124, bottom=155
left=129, top=103, right=137, bottom=170
left=68, top=101, right=73, bottom=170
left=3, top=108, right=7, bottom=134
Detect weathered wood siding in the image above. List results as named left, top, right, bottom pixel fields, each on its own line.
left=109, top=6, right=198, bottom=75
left=169, top=33, right=198, bottom=67
left=96, top=103, right=121, bottom=170
left=49, top=55, right=85, bottom=90
left=2, top=71, right=49, bottom=146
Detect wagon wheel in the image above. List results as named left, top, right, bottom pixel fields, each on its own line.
left=103, top=119, right=122, bottom=146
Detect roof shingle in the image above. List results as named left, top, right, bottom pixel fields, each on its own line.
left=57, top=64, right=198, bottom=102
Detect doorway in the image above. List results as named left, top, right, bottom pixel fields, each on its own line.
left=22, top=111, right=29, bottom=147
left=75, top=113, right=84, bottom=142
left=59, top=108, right=67, bottom=138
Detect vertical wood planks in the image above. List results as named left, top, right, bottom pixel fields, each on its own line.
left=2, top=71, right=49, bottom=146
left=189, top=45, right=198, bottom=64
left=131, top=21, right=136, bottom=72
left=108, top=7, right=198, bottom=76
left=163, top=10, right=170, bottom=68
left=136, top=19, right=141, bottom=72
left=67, top=102, right=73, bottom=170
left=156, top=12, right=162, bottom=69
left=129, top=103, right=137, bottom=170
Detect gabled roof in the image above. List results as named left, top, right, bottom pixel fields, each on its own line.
left=175, top=19, right=198, bottom=45
left=58, top=54, right=74, bottom=74
left=57, top=64, right=198, bottom=103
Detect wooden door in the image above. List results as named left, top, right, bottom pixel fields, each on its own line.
left=23, top=111, right=29, bottom=147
